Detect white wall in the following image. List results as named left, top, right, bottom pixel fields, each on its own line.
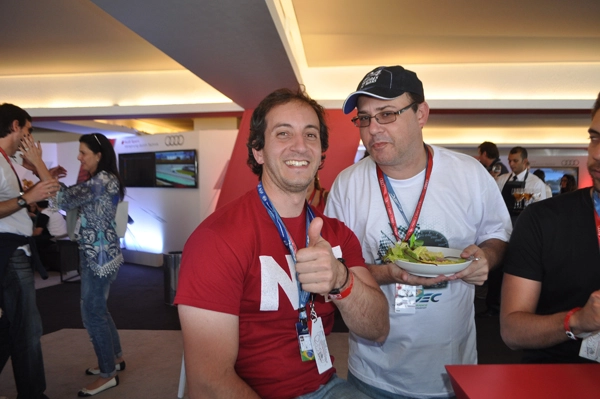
left=14, top=141, right=79, bottom=187
left=114, top=130, right=237, bottom=254
left=19, top=131, right=237, bottom=259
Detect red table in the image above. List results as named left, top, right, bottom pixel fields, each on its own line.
left=445, top=364, right=600, bottom=399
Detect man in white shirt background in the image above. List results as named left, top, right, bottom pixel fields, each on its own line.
left=496, top=146, right=547, bottom=226
left=481, top=146, right=548, bottom=318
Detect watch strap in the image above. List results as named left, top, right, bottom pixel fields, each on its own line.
left=328, top=258, right=349, bottom=295
left=17, top=195, right=27, bottom=208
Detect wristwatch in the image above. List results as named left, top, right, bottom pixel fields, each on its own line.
left=17, top=196, right=27, bottom=208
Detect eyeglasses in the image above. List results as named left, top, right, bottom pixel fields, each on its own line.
left=351, top=102, right=416, bottom=128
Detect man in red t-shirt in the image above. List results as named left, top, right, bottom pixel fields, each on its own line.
left=175, top=88, right=389, bottom=399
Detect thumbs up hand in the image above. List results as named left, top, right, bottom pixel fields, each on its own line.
left=296, top=217, right=346, bottom=296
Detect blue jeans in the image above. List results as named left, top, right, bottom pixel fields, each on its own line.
left=0, top=250, right=47, bottom=398
left=80, top=264, right=122, bottom=378
left=348, top=371, right=456, bottom=399
left=295, top=374, right=374, bottom=399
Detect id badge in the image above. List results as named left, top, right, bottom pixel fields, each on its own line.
left=579, top=331, right=600, bottom=362
left=309, top=317, right=333, bottom=374
left=395, top=284, right=417, bottom=314
left=296, top=322, right=314, bottom=361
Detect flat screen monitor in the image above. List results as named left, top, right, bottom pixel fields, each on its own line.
left=118, top=152, right=155, bottom=187
left=532, top=166, right=578, bottom=196
left=154, top=150, right=198, bottom=188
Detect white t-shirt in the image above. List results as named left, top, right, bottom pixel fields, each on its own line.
left=40, top=208, right=68, bottom=238
left=325, top=146, right=512, bottom=398
left=0, top=155, right=33, bottom=236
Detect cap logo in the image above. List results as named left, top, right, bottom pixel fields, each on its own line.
left=360, top=70, right=382, bottom=89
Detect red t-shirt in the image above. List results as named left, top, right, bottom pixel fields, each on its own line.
left=175, top=189, right=365, bottom=399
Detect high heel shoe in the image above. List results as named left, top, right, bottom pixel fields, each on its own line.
left=78, top=375, right=119, bottom=397
left=85, top=360, right=126, bottom=375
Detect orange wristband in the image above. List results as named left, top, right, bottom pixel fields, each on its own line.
left=328, top=271, right=354, bottom=300
left=564, top=307, right=582, bottom=340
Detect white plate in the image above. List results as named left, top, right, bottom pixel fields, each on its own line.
left=394, top=246, right=472, bottom=277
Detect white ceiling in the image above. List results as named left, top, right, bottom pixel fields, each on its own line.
left=1, top=0, right=599, bottom=142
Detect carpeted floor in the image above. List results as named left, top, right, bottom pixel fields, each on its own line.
left=35, top=263, right=181, bottom=335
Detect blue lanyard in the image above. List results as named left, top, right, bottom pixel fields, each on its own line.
left=257, top=182, right=315, bottom=321
left=382, top=174, right=410, bottom=226
left=592, top=190, right=600, bottom=249
left=593, top=190, right=600, bottom=216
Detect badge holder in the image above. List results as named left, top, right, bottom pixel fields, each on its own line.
left=308, top=300, right=332, bottom=374
left=579, top=331, right=600, bottom=362
left=296, top=306, right=314, bottom=362
left=395, top=284, right=417, bottom=314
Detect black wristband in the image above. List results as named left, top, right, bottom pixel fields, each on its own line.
left=329, top=258, right=349, bottom=295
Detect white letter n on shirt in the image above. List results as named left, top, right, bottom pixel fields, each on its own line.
left=259, top=255, right=298, bottom=311
left=258, top=246, right=343, bottom=311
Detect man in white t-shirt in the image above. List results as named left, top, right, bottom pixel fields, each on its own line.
left=34, top=200, right=68, bottom=239
left=0, top=103, right=61, bottom=399
left=325, top=66, right=512, bottom=399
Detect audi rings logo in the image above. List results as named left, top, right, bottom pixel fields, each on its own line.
left=165, top=135, right=184, bottom=146
left=561, top=159, right=579, bottom=166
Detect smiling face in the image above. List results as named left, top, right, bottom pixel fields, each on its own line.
left=356, top=94, right=429, bottom=179
left=587, top=111, right=600, bottom=192
left=77, top=142, right=101, bottom=175
left=252, top=100, right=321, bottom=198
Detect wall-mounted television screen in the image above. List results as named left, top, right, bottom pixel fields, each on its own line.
left=119, top=152, right=155, bottom=187
left=118, top=150, right=198, bottom=188
left=155, top=150, right=198, bottom=188
left=532, top=166, right=578, bottom=196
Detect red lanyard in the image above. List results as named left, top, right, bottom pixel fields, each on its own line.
left=376, top=145, right=433, bottom=243
left=0, top=147, right=23, bottom=193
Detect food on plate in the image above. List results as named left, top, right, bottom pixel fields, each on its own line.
left=384, top=240, right=466, bottom=265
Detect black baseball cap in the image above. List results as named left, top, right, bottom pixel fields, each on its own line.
left=342, top=66, right=424, bottom=114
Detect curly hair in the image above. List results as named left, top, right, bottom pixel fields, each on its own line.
left=246, top=87, right=328, bottom=178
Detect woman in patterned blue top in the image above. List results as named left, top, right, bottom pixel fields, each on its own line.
left=58, top=133, right=126, bottom=397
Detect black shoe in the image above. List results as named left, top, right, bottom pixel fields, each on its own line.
left=476, top=309, right=499, bottom=318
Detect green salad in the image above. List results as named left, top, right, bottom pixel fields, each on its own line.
left=384, top=236, right=466, bottom=265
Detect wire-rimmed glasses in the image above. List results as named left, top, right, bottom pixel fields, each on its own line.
left=351, top=102, right=416, bottom=128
